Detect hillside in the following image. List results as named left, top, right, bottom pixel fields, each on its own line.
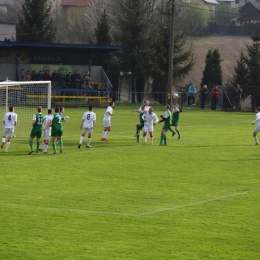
left=184, top=36, right=252, bottom=87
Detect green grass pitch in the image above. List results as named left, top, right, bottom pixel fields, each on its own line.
left=0, top=105, right=260, bottom=259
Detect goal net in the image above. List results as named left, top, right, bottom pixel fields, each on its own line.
left=0, top=81, right=51, bottom=138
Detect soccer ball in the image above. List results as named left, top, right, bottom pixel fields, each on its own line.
left=172, top=92, right=179, bottom=98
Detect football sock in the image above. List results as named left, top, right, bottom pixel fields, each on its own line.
left=102, top=131, right=106, bottom=138
left=52, top=141, right=56, bottom=151
left=87, top=138, right=91, bottom=146
left=254, top=136, right=258, bottom=144
left=164, top=134, right=167, bottom=144
left=105, top=131, right=109, bottom=138
left=29, top=140, right=33, bottom=150
left=177, top=130, right=180, bottom=137
left=59, top=139, right=63, bottom=148
left=150, top=137, right=153, bottom=143
left=160, top=133, right=164, bottom=143
left=2, top=138, right=6, bottom=143
left=79, top=136, right=84, bottom=144
left=6, top=142, right=10, bottom=150
left=44, top=144, right=48, bottom=153
left=136, top=125, right=139, bottom=134
left=143, top=136, right=147, bottom=142
left=137, top=135, right=140, bottom=142
left=36, top=142, right=40, bottom=153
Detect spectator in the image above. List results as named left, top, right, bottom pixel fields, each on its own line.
left=51, top=70, right=58, bottom=82
left=73, top=70, right=82, bottom=88
left=57, top=71, right=66, bottom=87
left=25, top=70, right=31, bottom=81
left=234, top=84, right=242, bottom=111
left=211, top=85, right=221, bottom=110
left=187, top=84, right=197, bottom=109
left=200, top=85, right=209, bottom=109
left=31, top=71, right=37, bottom=81
left=36, top=71, right=44, bottom=81
left=83, top=70, right=91, bottom=89
left=19, top=69, right=25, bottom=81
left=43, top=70, right=51, bottom=81
left=66, top=72, right=73, bottom=85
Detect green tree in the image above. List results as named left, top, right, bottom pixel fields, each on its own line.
left=179, top=4, right=210, bottom=36
left=231, top=31, right=260, bottom=108
left=215, top=4, right=239, bottom=29
left=114, top=0, right=155, bottom=102
left=201, top=48, right=222, bottom=88
left=16, top=0, right=56, bottom=43
left=92, top=9, right=121, bottom=101
left=151, top=2, right=195, bottom=99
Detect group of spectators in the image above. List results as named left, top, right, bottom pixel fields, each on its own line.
left=187, top=84, right=243, bottom=110
left=19, top=69, right=92, bottom=89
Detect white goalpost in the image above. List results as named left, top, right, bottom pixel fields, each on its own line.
left=0, top=81, right=51, bottom=138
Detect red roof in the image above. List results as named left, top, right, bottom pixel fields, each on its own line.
left=61, top=0, right=92, bottom=6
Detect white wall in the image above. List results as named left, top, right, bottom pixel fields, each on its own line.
left=0, top=23, right=15, bottom=41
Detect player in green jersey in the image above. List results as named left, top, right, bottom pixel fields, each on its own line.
left=28, top=106, right=44, bottom=154
left=172, top=103, right=182, bottom=139
left=158, top=104, right=176, bottom=146
left=50, top=107, right=64, bottom=154
left=132, top=103, right=145, bottom=143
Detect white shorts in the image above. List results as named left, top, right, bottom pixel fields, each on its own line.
left=3, top=128, right=14, bottom=137
left=44, top=129, right=51, bottom=140
left=82, top=127, right=93, bottom=135
left=143, top=125, right=153, bottom=133
left=254, top=125, right=260, bottom=134
left=103, top=120, right=111, bottom=127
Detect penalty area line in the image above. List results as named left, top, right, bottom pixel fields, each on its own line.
left=137, top=188, right=260, bottom=216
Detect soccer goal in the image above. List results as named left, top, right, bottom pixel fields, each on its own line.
left=0, top=81, right=51, bottom=138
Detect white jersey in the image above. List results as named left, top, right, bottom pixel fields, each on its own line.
left=82, top=111, right=96, bottom=128
left=44, top=114, right=54, bottom=130
left=142, top=112, right=159, bottom=126
left=253, top=112, right=260, bottom=126
left=139, top=105, right=150, bottom=113
left=103, top=106, right=113, bottom=121
left=3, top=112, right=17, bottom=129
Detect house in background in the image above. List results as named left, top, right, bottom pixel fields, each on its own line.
left=0, top=2, right=15, bottom=41
left=236, top=2, right=260, bottom=24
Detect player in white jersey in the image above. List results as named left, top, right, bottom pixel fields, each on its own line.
left=251, top=107, right=260, bottom=145
left=40, top=109, right=54, bottom=153
left=1, top=106, right=17, bottom=152
left=78, top=105, right=96, bottom=148
left=138, top=99, right=150, bottom=113
left=101, top=101, right=114, bottom=142
left=141, top=107, right=158, bottom=145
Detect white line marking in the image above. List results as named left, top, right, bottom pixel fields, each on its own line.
left=138, top=188, right=260, bottom=216
left=0, top=188, right=259, bottom=217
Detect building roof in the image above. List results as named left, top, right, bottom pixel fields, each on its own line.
left=204, top=0, right=219, bottom=4
left=61, top=0, right=92, bottom=6
left=0, top=41, right=123, bottom=54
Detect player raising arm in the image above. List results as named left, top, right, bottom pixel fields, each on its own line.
left=78, top=105, right=96, bottom=148
left=142, top=107, right=158, bottom=145
left=1, top=106, right=17, bottom=152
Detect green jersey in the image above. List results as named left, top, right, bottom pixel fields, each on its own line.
left=52, top=113, right=63, bottom=132
left=30, top=113, right=44, bottom=138
left=32, top=113, right=44, bottom=132
left=172, top=108, right=180, bottom=126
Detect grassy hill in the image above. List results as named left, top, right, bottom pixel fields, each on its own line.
left=184, top=36, right=252, bottom=87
